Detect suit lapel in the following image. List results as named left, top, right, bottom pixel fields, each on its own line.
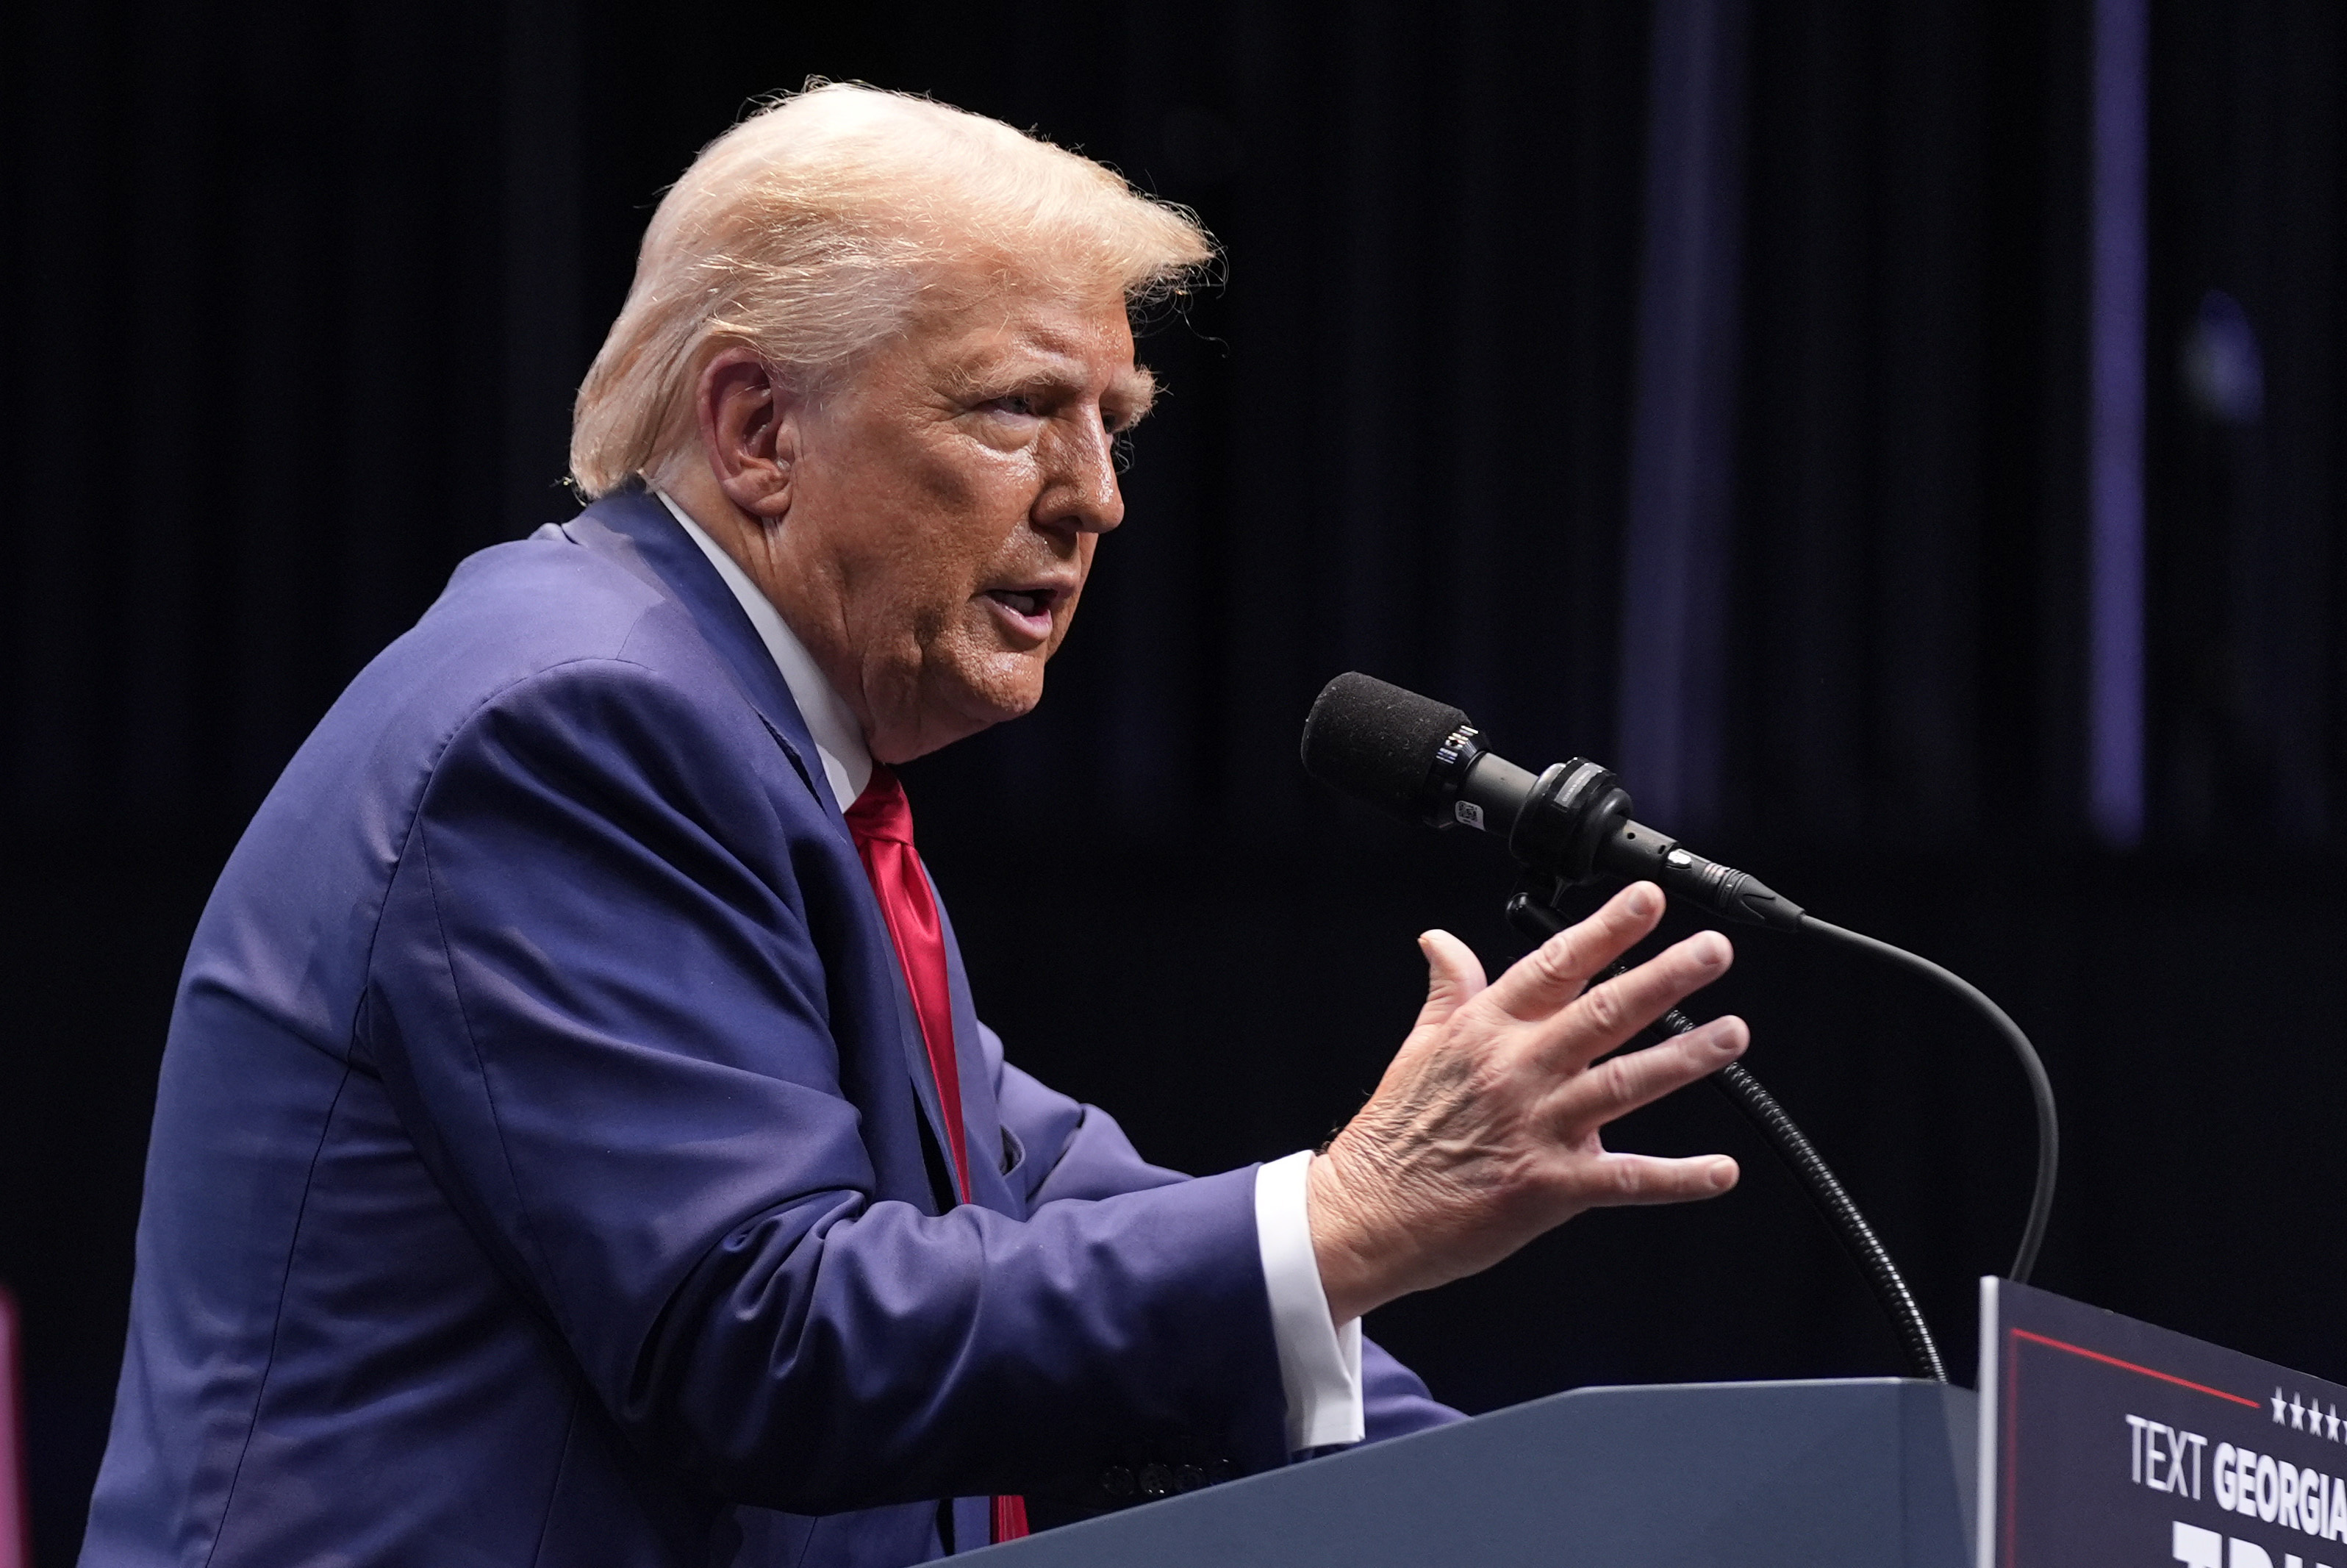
left=558, top=487, right=981, bottom=1214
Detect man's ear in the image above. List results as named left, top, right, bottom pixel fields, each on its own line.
left=695, top=347, right=800, bottom=523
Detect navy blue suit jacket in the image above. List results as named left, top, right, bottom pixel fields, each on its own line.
left=82, top=489, right=1455, bottom=1567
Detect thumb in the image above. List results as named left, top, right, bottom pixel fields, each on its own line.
left=1413, top=929, right=1488, bottom=1029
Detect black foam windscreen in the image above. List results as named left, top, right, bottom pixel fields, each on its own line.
left=1299, top=673, right=1472, bottom=820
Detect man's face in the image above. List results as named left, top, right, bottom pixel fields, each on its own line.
left=739, top=274, right=1153, bottom=764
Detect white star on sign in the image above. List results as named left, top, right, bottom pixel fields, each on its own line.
left=2293, top=1395, right=2307, bottom=1430
left=2329, top=1405, right=2341, bottom=1441
left=2277, top=1389, right=2290, bottom=1422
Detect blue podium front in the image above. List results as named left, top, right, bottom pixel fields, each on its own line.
left=970, top=1379, right=1978, bottom=1567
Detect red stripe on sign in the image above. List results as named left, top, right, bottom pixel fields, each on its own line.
left=2009, top=1327, right=2263, bottom=1408
left=2004, top=1331, right=2021, bottom=1568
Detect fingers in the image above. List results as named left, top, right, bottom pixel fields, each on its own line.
left=1482, top=882, right=1667, bottom=1023
left=1411, top=930, right=1488, bottom=1031
left=1575, top=1150, right=1741, bottom=1208
left=1535, top=928, right=1733, bottom=1070
left=1552, top=1014, right=1749, bottom=1128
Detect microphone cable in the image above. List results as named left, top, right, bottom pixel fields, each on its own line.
left=1797, top=915, right=2057, bottom=1288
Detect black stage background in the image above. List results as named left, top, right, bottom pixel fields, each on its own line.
left=7, top=1, right=2347, bottom=1561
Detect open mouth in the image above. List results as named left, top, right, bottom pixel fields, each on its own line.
left=984, top=588, right=1055, bottom=620
left=979, top=576, right=1074, bottom=642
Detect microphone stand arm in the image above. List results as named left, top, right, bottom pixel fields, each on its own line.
left=1505, top=880, right=1950, bottom=1384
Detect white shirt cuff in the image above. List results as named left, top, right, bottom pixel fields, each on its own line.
left=1254, top=1150, right=1365, bottom=1450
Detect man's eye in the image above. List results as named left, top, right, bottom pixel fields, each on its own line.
left=986, top=394, right=1041, bottom=418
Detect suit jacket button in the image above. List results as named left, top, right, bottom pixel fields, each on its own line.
left=1208, top=1458, right=1237, bottom=1484
left=1100, top=1465, right=1136, bottom=1500
left=1138, top=1462, right=1173, bottom=1498
left=1175, top=1464, right=1204, bottom=1492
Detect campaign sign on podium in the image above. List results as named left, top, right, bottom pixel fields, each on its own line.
left=1979, top=1278, right=2347, bottom=1567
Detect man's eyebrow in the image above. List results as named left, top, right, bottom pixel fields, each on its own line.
left=1108, top=365, right=1158, bottom=418
left=941, top=354, right=1072, bottom=398
left=942, top=354, right=1158, bottom=415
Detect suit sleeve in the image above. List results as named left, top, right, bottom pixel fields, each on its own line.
left=986, top=1029, right=1466, bottom=1445
left=362, top=657, right=1291, bottom=1512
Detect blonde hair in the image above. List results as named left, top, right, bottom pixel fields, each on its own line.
left=569, top=83, right=1215, bottom=498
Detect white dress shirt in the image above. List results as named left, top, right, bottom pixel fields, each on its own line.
left=655, top=490, right=1365, bottom=1451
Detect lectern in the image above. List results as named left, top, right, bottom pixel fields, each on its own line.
left=967, top=1378, right=1978, bottom=1567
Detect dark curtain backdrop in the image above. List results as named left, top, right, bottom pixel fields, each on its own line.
left=8, top=1, right=2347, bottom=1561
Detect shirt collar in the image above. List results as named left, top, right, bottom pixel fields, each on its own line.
left=654, top=489, right=873, bottom=813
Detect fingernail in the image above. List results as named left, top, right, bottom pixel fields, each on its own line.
left=1695, top=931, right=1730, bottom=966
left=1710, top=1159, right=1738, bottom=1190
left=1624, top=882, right=1660, bottom=916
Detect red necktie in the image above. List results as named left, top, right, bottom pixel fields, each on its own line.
left=842, top=767, right=1029, bottom=1545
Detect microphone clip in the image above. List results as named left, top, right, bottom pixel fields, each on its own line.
left=1419, top=723, right=1487, bottom=830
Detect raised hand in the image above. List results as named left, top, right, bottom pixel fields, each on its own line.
left=1305, top=881, right=1749, bottom=1324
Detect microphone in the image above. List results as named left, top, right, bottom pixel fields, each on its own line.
left=1300, top=671, right=2060, bottom=1297
left=1299, top=672, right=1805, bottom=931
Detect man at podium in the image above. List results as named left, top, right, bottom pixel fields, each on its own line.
left=79, top=85, right=1751, bottom=1568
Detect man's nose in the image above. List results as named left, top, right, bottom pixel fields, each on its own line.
left=1035, top=417, right=1125, bottom=537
